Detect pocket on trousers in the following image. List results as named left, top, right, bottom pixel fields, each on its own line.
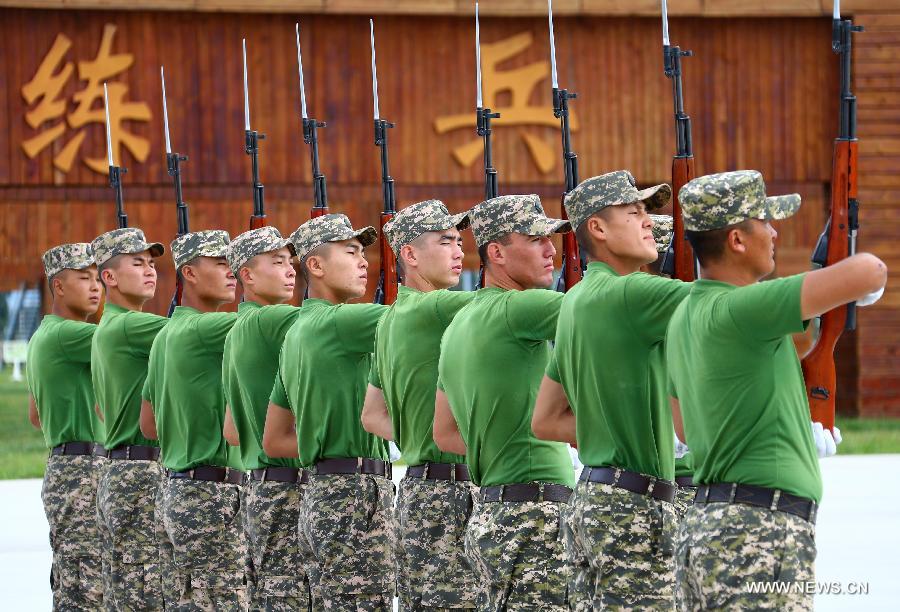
left=259, top=574, right=307, bottom=599
left=190, top=570, right=246, bottom=591
left=120, top=548, right=162, bottom=610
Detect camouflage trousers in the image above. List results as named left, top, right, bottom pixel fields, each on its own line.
left=395, top=476, right=479, bottom=610
left=161, top=477, right=248, bottom=610
left=565, top=481, right=677, bottom=611
left=154, top=472, right=178, bottom=609
left=42, top=453, right=105, bottom=611
left=673, top=485, right=695, bottom=519
left=464, top=495, right=571, bottom=610
left=300, top=473, right=395, bottom=610
left=95, top=458, right=165, bottom=610
left=677, top=503, right=816, bottom=611
left=672, top=485, right=696, bottom=612
left=245, top=478, right=311, bottom=610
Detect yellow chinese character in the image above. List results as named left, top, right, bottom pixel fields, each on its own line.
left=434, top=31, right=578, bottom=174
left=20, top=24, right=151, bottom=175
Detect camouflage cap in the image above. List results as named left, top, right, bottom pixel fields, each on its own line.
left=91, top=228, right=165, bottom=267
left=383, top=199, right=470, bottom=255
left=289, top=213, right=378, bottom=260
left=226, top=226, right=296, bottom=275
left=42, top=243, right=95, bottom=278
left=171, top=230, right=231, bottom=269
left=679, top=170, right=801, bottom=232
left=470, top=194, right=570, bottom=248
left=649, top=214, right=675, bottom=253
left=564, top=170, right=672, bottom=230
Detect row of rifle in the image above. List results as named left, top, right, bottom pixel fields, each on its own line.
left=98, top=0, right=862, bottom=428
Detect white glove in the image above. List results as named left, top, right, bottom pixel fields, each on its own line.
left=857, top=286, right=885, bottom=307
left=388, top=441, right=402, bottom=462
left=568, top=445, right=583, bottom=473
left=811, top=421, right=841, bottom=458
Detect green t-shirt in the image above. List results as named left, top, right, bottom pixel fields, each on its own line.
left=370, top=285, right=474, bottom=467
left=675, top=452, right=694, bottom=478
left=437, top=287, right=574, bottom=488
left=153, top=306, right=237, bottom=472
left=26, top=315, right=100, bottom=448
left=666, top=274, right=822, bottom=502
left=270, top=299, right=388, bottom=467
left=91, top=303, right=167, bottom=450
left=547, top=262, right=690, bottom=480
left=223, top=301, right=301, bottom=470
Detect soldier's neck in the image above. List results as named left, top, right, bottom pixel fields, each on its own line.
left=305, top=281, right=347, bottom=305
left=593, top=249, right=645, bottom=276
left=51, top=301, right=91, bottom=322
left=180, top=290, right=226, bottom=313
left=241, top=288, right=284, bottom=307
left=484, top=269, right=525, bottom=292
left=403, top=272, right=446, bottom=293
left=698, top=261, right=761, bottom=287
left=105, top=289, right=146, bottom=312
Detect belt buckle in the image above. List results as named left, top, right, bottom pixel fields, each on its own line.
left=697, top=486, right=709, bottom=504
left=423, top=462, right=430, bottom=479
left=728, top=483, right=738, bottom=503
left=357, top=456, right=364, bottom=474
left=612, top=467, right=621, bottom=486
left=262, top=468, right=268, bottom=483
left=647, top=477, right=656, bottom=497
left=537, top=482, right=545, bottom=503
left=449, top=463, right=456, bottom=483
left=61, top=442, right=68, bottom=455
left=126, top=446, right=132, bottom=460
left=770, top=489, right=781, bottom=512
left=188, top=469, right=195, bottom=480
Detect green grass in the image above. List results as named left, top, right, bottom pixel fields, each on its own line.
left=0, top=368, right=48, bottom=479
left=1, top=366, right=899, bottom=479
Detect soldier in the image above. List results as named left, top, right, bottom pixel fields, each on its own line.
left=220, top=226, right=312, bottom=610
left=262, top=213, right=393, bottom=610
left=666, top=170, right=886, bottom=610
left=433, top=194, right=574, bottom=610
left=141, top=230, right=248, bottom=609
left=359, top=200, right=477, bottom=610
left=530, top=170, right=687, bottom=610
left=26, top=243, right=104, bottom=610
left=88, top=228, right=167, bottom=610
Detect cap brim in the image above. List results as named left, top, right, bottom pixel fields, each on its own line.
left=450, top=211, right=471, bottom=231
left=530, top=216, right=572, bottom=236
left=352, top=226, right=379, bottom=248
left=764, top=193, right=802, bottom=221
left=148, top=242, right=165, bottom=257
left=631, top=183, right=672, bottom=211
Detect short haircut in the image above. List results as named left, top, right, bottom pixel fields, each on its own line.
left=299, top=243, right=330, bottom=284
left=574, top=217, right=597, bottom=262
left=478, top=233, right=513, bottom=267
left=97, top=253, right=125, bottom=290
left=686, top=219, right=755, bottom=266
left=176, top=256, right=201, bottom=284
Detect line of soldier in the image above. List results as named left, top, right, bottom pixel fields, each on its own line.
left=27, top=167, right=886, bottom=611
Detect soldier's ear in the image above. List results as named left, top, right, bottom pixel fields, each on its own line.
left=586, top=215, right=607, bottom=243
left=305, top=254, right=326, bottom=279
left=100, top=267, right=117, bottom=288
left=399, top=245, right=416, bottom=270
left=239, top=265, right=254, bottom=286
left=727, top=227, right=749, bottom=255
left=486, top=241, right=505, bottom=265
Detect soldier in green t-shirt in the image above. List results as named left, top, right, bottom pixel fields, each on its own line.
left=27, top=243, right=104, bottom=609
left=530, top=170, right=687, bottom=610
left=142, top=230, right=248, bottom=609
left=359, top=200, right=476, bottom=609
left=262, top=214, right=392, bottom=610
left=667, top=170, right=887, bottom=610
left=434, top=194, right=574, bottom=610
left=221, top=226, right=311, bottom=609
left=88, top=227, right=168, bottom=609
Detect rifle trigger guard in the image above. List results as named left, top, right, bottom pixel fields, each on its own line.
left=810, top=386, right=830, bottom=401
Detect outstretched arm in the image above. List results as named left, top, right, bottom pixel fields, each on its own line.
left=361, top=385, right=394, bottom=441
left=801, top=253, right=887, bottom=320
left=262, top=403, right=298, bottom=459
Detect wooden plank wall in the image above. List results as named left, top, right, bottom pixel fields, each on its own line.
left=4, top=8, right=893, bottom=416
left=854, top=12, right=900, bottom=416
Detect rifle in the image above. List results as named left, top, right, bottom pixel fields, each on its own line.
left=295, top=23, right=329, bottom=220
left=370, top=20, right=398, bottom=306
left=547, top=0, right=582, bottom=291
left=659, top=0, right=696, bottom=282
left=161, top=67, right=190, bottom=316
left=475, top=2, right=500, bottom=202
left=801, top=2, right=863, bottom=431
left=242, top=39, right=267, bottom=230
left=103, top=83, right=128, bottom=230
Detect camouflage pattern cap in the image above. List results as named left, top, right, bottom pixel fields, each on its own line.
left=564, top=170, right=672, bottom=230
left=171, top=230, right=231, bottom=269
left=289, top=213, right=378, bottom=260
left=383, top=199, right=470, bottom=255
left=42, top=243, right=95, bottom=278
left=679, top=170, right=801, bottom=231
left=470, top=194, right=570, bottom=248
left=226, top=226, right=296, bottom=275
left=649, top=214, right=674, bottom=253
left=91, top=227, right=165, bottom=267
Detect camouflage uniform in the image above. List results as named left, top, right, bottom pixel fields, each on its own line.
left=465, top=498, right=571, bottom=611
left=469, top=194, right=571, bottom=245
left=42, top=242, right=96, bottom=278
left=677, top=504, right=815, bottom=611
left=382, top=199, right=470, bottom=254
left=91, top=227, right=165, bottom=268
left=649, top=214, right=674, bottom=254
left=43, top=454, right=106, bottom=611
left=300, top=474, right=395, bottom=611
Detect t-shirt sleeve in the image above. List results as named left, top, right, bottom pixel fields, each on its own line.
left=259, top=305, right=301, bottom=345
left=197, top=312, right=238, bottom=348
left=142, top=359, right=155, bottom=403
left=334, top=304, right=389, bottom=354
left=624, top=274, right=691, bottom=345
left=269, top=368, right=291, bottom=410
left=545, top=349, right=561, bottom=383
left=433, top=290, right=476, bottom=327
left=727, top=273, right=807, bottom=341
left=57, top=321, right=96, bottom=363
left=125, top=313, right=168, bottom=358
left=368, top=357, right=382, bottom=389
left=506, top=289, right=564, bottom=342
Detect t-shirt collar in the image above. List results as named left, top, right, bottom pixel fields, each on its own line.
left=585, top=261, right=620, bottom=277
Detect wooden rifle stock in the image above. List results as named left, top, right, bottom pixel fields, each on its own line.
left=801, top=140, right=857, bottom=431
left=560, top=204, right=581, bottom=290
left=378, top=210, right=398, bottom=305
left=670, top=156, right=695, bottom=282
